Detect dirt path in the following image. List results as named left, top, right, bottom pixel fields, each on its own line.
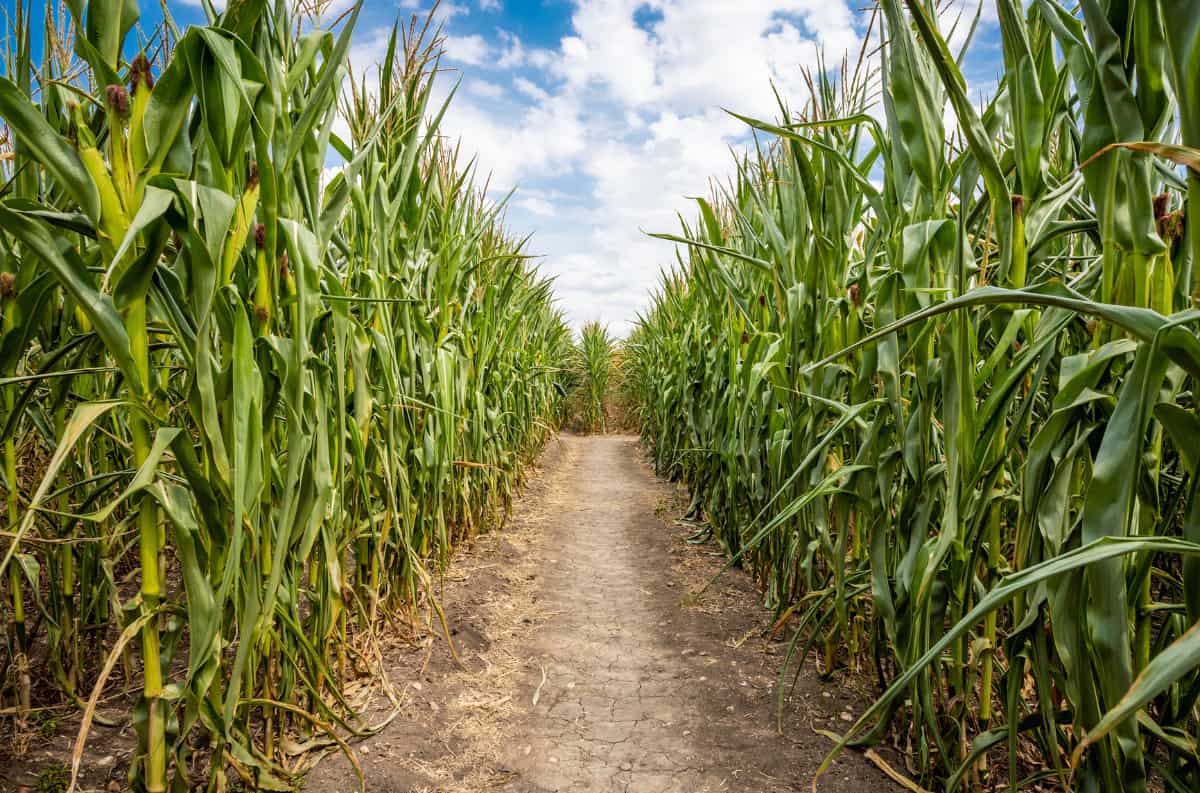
left=304, top=435, right=901, bottom=793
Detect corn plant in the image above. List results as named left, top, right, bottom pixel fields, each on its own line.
left=0, top=2, right=569, bottom=791
left=572, top=321, right=614, bottom=434
left=630, top=1, right=1200, bottom=790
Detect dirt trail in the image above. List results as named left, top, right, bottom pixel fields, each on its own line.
left=304, top=435, right=900, bottom=793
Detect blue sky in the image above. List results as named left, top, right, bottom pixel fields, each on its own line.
left=373, top=1, right=1004, bottom=333
left=5, top=0, right=1005, bottom=333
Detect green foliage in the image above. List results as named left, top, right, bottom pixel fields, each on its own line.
left=34, top=763, right=69, bottom=793
left=0, top=2, right=570, bottom=790
left=32, top=711, right=58, bottom=740
left=573, top=322, right=615, bottom=433
left=629, top=1, right=1200, bottom=790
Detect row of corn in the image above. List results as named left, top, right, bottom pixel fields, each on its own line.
left=629, top=0, right=1200, bottom=790
left=0, top=2, right=571, bottom=791
left=572, top=321, right=615, bottom=434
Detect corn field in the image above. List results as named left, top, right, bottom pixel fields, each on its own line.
left=629, top=0, right=1200, bottom=791
left=572, top=321, right=615, bottom=434
left=0, top=1, right=570, bottom=791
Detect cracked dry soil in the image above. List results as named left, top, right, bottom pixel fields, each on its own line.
left=303, top=434, right=901, bottom=793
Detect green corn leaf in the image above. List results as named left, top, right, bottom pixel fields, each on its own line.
left=0, top=78, right=101, bottom=221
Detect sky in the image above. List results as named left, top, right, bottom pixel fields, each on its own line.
left=389, top=0, right=1005, bottom=334
left=7, top=0, right=1006, bottom=334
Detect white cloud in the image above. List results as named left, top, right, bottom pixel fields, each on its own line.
left=434, top=1, right=875, bottom=331
left=944, top=0, right=1000, bottom=27
left=440, top=87, right=587, bottom=188
left=546, top=1, right=862, bottom=120
left=513, top=77, right=549, bottom=102
left=345, top=0, right=999, bottom=332
left=495, top=30, right=527, bottom=69
left=526, top=49, right=556, bottom=69
left=515, top=196, right=556, bottom=217
left=313, top=0, right=358, bottom=18
left=467, top=79, right=505, bottom=99
left=443, top=34, right=490, bottom=65
left=400, top=0, right=470, bottom=19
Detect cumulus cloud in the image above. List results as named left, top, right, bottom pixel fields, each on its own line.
left=443, top=33, right=490, bottom=64
left=399, top=0, right=470, bottom=19
left=467, top=79, right=506, bottom=100
left=547, top=1, right=862, bottom=119
left=336, top=0, right=999, bottom=332
left=515, top=195, right=556, bottom=217
left=512, top=76, right=550, bottom=102
left=430, top=1, right=878, bottom=331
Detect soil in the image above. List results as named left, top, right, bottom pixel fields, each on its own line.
left=1, top=434, right=907, bottom=792
left=300, top=434, right=904, bottom=793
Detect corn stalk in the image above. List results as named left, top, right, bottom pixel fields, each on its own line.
left=0, top=2, right=570, bottom=790
left=629, top=2, right=1200, bottom=790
